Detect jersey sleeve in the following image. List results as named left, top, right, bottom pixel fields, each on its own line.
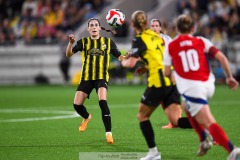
left=72, top=39, right=84, bottom=53
left=163, top=43, right=172, bottom=66
left=110, top=39, right=121, bottom=58
left=130, top=37, right=147, bottom=58
left=200, top=36, right=219, bottom=59
left=161, top=34, right=172, bottom=45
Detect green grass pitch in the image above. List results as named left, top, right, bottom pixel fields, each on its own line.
left=0, top=85, right=239, bottom=160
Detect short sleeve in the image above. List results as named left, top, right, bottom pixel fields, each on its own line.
left=130, top=37, right=147, bottom=58
left=200, top=36, right=219, bottom=59
left=110, top=39, right=121, bottom=58
left=163, top=43, right=172, bottom=66
left=72, top=39, right=84, bottom=53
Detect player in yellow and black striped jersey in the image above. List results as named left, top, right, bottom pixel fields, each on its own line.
left=72, top=36, right=120, bottom=82
left=66, top=18, right=126, bottom=144
left=121, top=10, right=180, bottom=160
left=142, top=18, right=191, bottom=129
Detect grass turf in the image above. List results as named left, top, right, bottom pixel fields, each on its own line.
left=0, top=84, right=239, bottom=160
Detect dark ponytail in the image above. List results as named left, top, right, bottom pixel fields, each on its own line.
left=88, top=18, right=117, bottom=35
left=100, top=27, right=117, bottom=35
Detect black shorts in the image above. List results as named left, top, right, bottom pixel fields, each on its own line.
left=141, top=85, right=180, bottom=108
left=77, top=80, right=108, bottom=98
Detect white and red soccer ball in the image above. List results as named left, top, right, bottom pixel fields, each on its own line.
left=106, top=9, right=125, bottom=28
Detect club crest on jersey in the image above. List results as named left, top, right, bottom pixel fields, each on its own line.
left=102, top=44, right=107, bottom=49
left=88, top=48, right=105, bottom=56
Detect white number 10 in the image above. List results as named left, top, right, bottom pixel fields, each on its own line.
left=178, top=49, right=200, bottom=72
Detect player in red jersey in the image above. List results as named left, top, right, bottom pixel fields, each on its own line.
left=164, top=14, right=240, bottom=159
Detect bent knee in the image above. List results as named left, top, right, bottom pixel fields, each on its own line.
left=137, top=112, right=149, bottom=122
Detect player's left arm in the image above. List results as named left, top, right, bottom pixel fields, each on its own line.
left=109, top=39, right=126, bottom=60
left=203, top=36, right=239, bottom=91
left=214, top=51, right=239, bottom=90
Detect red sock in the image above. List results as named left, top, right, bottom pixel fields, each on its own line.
left=209, top=123, right=234, bottom=153
left=187, top=112, right=206, bottom=141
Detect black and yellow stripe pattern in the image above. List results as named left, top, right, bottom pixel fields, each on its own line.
left=133, top=29, right=172, bottom=87
left=74, top=37, right=117, bottom=82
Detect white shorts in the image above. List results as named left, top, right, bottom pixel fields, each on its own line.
left=174, top=72, right=215, bottom=116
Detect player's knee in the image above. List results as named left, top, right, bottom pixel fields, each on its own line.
left=168, top=117, right=179, bottom=127
left=137, top=112, right=148, bottom=122
left=99, top=100, right=110, bottom=115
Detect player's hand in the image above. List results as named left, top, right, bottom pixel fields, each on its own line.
left=135, top=66, right=148, bottom=75
left=69, top=34, right=75, bottom=44
left=226, top=77, right=239, bottom=91
left=170, top=72, right=176, bottom=83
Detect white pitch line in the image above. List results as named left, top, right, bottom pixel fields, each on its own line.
left=1, top=100, right=239, bottom=112
left=0, top=114, right=79, bottom=122
left=0, top=109, right=75, bottom=114
left=0, top=100, right=239, bottom=123
left=0, top=104, right=139, bottom=123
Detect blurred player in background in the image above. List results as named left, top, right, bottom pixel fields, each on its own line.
left=164, top=14, right=240, bottom=159
left=66, top=18, right=126, bottom=144
left=121, top=10, right=180, bottom=160
left=147, top=18, right=192, bottom=129
left=58, top=31, right=71, bottom=85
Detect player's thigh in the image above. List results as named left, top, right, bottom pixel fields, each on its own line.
left=141, top=86, right=171, bottom=107
left=75, top=81, right=94, bottom=104
left=183, top=85, right=210, bottom=117
left=74, top=91, right=88, bottom=104
left=95, top=80, right=108, bottom=100
left=194, top=104, right=216, bottom=128
left=98, top=87, right=107, bottom=100
left=165, top=103, right=182, bottom=117
left=137, top=103, right=157, bottom=121
left=163, top=85, right=181, bottom=109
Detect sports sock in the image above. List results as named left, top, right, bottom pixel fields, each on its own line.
left=209, top=123, right=234, bottom=153
left=106, top=132, right=112, bottom=136
left=178, top=117, right=192, bottom=128
left=187, top=112, right=206, bottom=141
left=149, top=147, right=159, bottom=154
left=99, top=100, right=111, bottom=132
left=140, top=120, right=156, bottom=148
left=73, top=104, right=89, bottom=119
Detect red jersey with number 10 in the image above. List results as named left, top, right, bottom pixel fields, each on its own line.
left=165, top=35, right=219, bottom=81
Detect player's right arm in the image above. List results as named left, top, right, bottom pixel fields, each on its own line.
left=163, top=43, right=172, bottom=78
left=121, top=37, right=146, bottom=68
left=66, top=34, right=75, bottom=57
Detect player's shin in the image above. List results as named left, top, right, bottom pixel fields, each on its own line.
left=73, top=104, right=89, bottom=119
left=99, top=100, right=111, bottom=132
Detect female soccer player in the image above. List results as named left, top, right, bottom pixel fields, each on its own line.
left=150, top=18, right=192, bottom=129
left=66, top=18, right=126, bottom=144
left=121, top=10, right=180, bottom=160
left=164, top=14, right=240, bottom=159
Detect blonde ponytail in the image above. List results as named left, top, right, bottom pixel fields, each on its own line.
left=131, top=10, right=147, bottom=31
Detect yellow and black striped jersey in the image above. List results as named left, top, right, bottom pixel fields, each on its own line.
left=72, top=37, right=121, bottom=82
left=131, top=29, right=171, bottom=87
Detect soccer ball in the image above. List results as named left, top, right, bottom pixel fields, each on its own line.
left=106, top=9, right=125, bottom=28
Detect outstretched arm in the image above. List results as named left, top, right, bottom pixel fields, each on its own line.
left=215, top=51, right=239, bottom=90
left=66, top=34, right=75, bottom=57
left=121, top=52, right=140, bottom=68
